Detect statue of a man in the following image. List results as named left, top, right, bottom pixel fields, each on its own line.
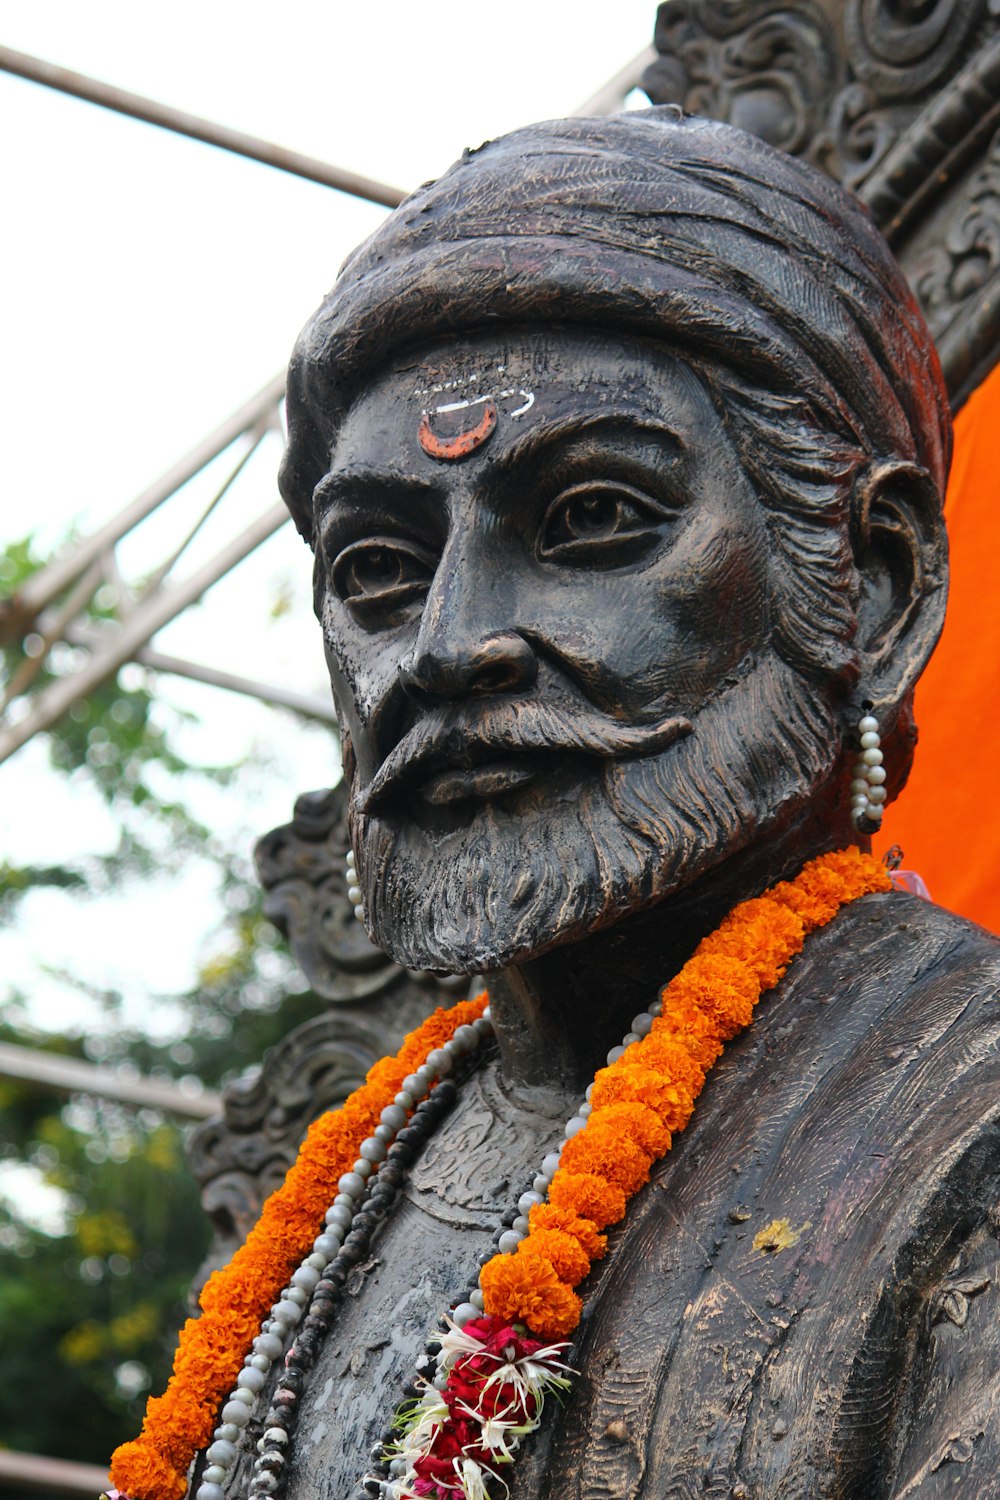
left=268, top=110, right=999, bottom=1497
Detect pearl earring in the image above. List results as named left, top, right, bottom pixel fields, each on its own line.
left=345, top=847, right=365, bottom=924
left=850, top=711, right=887, bottom=832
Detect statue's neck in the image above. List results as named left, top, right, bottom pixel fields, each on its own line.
left=486, top=815, right=864, bottom=1105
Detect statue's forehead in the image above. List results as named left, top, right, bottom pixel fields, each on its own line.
left=335, top=330, right=704, bottom=466
left=396, top=329, right=559, bottom=388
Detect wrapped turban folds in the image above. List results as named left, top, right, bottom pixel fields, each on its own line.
left=280, top=108, right=950, bottom=543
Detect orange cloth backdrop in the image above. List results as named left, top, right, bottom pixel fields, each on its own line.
left=873, top=361, right=1000, bottom=931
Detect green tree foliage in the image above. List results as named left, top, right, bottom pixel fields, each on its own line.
left=0, top=535, right=329, bottom=1488
left=0, top=535, right=240, bottom=914
left=0, top=989, right=325, bottom=1485
left=0, top=1055, right=211, bottom=1469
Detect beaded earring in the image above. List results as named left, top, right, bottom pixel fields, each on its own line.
left=849, top=710, right=886, bottom=832
left=345, top=847, right=365, bottom=924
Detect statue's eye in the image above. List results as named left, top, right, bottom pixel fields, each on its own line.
left=540, top=483, right=668, bottom=561
left=331, top=538, right=433, bottom=608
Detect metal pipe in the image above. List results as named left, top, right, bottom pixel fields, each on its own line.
left=142, top=422, right=271, bottom=593
left=0, top=557, right=103, bottom=714
left=0, top=502, right=289, bottom=765
left=0, top=45, right=406, bottom=208
left=0, top=1450, right=111, bottom=1496
left=572, top=45, right=657, bottom=116
left=137, top=647, right=339, bottom=724
left=0, top=374, right=287, bottom=637
left=0, top=1042, right=221, bottom=1118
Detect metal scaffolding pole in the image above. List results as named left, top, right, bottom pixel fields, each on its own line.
left=0, top=45, right=406, bottom=208
left=0, top=501, right=290, bottom=765
left=136, top=646, right=338, bottom=723
left=0, top=1449, right=110, bottom=1497
left=0, top=1042, right=222, bottom=1117
left=0, top=375, right=286, bottom=637
left=573, top=44, right=656, bottom=116
left=0, top=369, right=333, bottom=763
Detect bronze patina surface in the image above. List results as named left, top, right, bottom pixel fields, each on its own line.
left=213, top=109, right=998, bottom=1497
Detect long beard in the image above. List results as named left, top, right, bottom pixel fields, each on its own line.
left=353, top=655, right=840, bottom=974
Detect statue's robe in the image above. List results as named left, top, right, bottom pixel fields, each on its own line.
left=262, top=889, right=1000, bottom=1499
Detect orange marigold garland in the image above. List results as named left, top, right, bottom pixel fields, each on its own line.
left=108, top=995, right=489, bottom=1500
left=109, top=849, right=889, bottom=1500
left=476, top=848, right=888, bottom=1343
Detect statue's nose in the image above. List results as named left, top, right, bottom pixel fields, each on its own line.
left=398, top=631, right=538, bottom=702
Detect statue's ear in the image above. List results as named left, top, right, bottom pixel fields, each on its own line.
left=851, top=460, right=948, bottom=714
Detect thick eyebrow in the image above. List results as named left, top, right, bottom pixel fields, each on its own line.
left=312, top=409, right=684, bottom=518
left=494, top=409, right=685, bottom=473
left=313, top=467, right=438, bottom=519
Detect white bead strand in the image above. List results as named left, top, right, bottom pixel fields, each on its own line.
left=850, top=712, right=885, bottom=832
left=344, top=847, right=365, bottom=925
left=197, top=1018, right=497, bottom=1500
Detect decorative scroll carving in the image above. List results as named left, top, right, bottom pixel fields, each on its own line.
left=642, top=0, right=1000, bottom=406
left=186, top=1010, right=378, bottom=1280
left=861, top=32, right=1000, bottom=237
left=645, top=0, right=989, bottom=188
left=910, top=122, right=1000, bottom=335
left=253, top=783, right=399, bottom=1003
left=843, top=0, right=984, bottom=100
left=642, top=1, right=840, bottom=160
left=186, top=978, right=463, bottom=1284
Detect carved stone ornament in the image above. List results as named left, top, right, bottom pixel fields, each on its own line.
left=253, top=783, right=399, bottom=1004
left=186, top=1009, right=379, bottom=1282
left=642, top=0, right=1000, bottom=407
left=252, top=782, right=469, bottom=1008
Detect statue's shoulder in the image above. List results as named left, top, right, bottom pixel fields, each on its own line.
left=852, top=882, right=999, bottom=948
left=801, top=886, right=1000, bottom=1113
left=848, top=898, right=1000, bottom=1499
left=886, top=886, right=1000, bottom=953
left=521, top=890, right=1000, bottom=1500
left=818, top=885, right=1000, bottom=1026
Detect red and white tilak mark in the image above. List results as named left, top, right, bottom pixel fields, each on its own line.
left=417, top=386, right=535, bottom=461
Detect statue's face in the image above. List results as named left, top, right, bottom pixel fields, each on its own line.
left=314, top=328, right=842, bottom=972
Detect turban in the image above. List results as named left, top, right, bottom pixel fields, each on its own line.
left=280, top=109, right=950, bottom=542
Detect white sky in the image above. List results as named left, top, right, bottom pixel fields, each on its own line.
left=0, top=1, right=658, bottom=1038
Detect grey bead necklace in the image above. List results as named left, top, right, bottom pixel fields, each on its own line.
left=189, top=1009, right=497, bottom=1500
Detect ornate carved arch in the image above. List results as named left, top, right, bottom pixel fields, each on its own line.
left=642, top=0, right=1000, bottom=407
